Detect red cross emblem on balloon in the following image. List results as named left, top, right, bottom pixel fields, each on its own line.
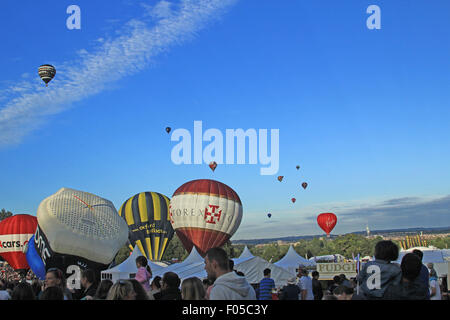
left=204, top=205, right=222, bottom=224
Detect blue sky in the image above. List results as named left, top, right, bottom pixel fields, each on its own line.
left=0, top=0, right=449, bottom=240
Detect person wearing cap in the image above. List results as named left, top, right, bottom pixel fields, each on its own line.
left=279, top=277, right=300, bottom=300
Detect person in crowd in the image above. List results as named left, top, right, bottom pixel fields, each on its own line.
left=322, top=294, right=338, bottom=300
left=135, top=255, right=152, bottom=293
left=327, top=275, right=341, bottom=294
left=202, top=278, right=214, bottom=300
left=93, top=279, right=113, bottom=300
left=181, top=277, right=206, bottom=300
left=149, top=276, right=162, bottom=299
left=258, top=268, right=275, bottom=300
left=31, top=279, right=43, bottom=297
left=204, top=247, right=256, bottom=300
left=40, top=286, right=65, bottom=300
left=128, top=279, right=152, bottom=300
left=357, top=240, right=402, bottom=299
left=106, top=280, right=137, bottom=300
left=311, top=271, right=323, bottom=300
left=333, top=285, right=366, bottom=300
left=383, top=253, right=429, bottom=300
left=297, top=267, right=314, bottom=300
left=339, top=274, right=352, bottom=288
left=412, top=249, right=430, bottom=299
left=153, top=272, right=182, bottom=300
left=42, top=268, right=73, bottom=300
left=0, top=279, right=10, bottom=300
left=76, top=269, right=98, bottom=300
left=429, top=269, right=442, bottom=300
left=11, top=281, right=36, bottom=300
left=279, top=277, right=300, bottom=300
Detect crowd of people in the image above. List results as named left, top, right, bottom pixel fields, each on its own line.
left=0, top=241, right=447, bottom=300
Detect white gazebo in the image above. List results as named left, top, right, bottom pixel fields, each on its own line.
left=274, top=245, right=316, bottom=274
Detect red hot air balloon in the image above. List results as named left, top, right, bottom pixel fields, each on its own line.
left=169, top=179, right=242, bottom=256
left=277, top=176, right=284, bottom=182
left=302, top=182, right=308, bottom=189
left=209, top=161, right=217, bottom=172
left=317, top=213, right=337, bottom=238
left=291, top=198, right=296, bottom=203
left=0, top=214, right=37, bottom=270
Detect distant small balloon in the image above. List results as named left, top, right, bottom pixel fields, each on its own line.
left=277, top=176, right=284, bottom=182
left=209, top=161, right=217, bottom=172
left=267, top=213, right=272, bottom=218
left=291, top=198, right=296, bottom=203
left=165, top=127, right=171, bottom=134
left=296, top=165, right=300, bottom=170
left=38, top=64, right=56, bottom=87
left=302, top=182, right=308, bottom=189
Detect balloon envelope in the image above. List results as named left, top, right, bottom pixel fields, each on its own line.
left=0, top=214, right=37, bottom=270
left=35, top=188, right=129, bottom=277
left=119, top=191, right=174, bottom=261
left=38, top=64, right=56, bottom=86
left=25, top=234, right=46, bottom=280
left=317, top=213, right=337, bottom=236
left=209, top=161, right=217, bottom=172
left=277, top=176, right=284, bottom=182
left=169, top=179, right=243, bottom=256
left=302, top=182, right=308, bottom=189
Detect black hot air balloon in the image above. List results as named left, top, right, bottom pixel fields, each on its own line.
left=119, top=191, right=174, bottom=261
left=267, top=213, right=272, bottom=218
left=38, top=64, right=56, bottom=87
left=302, top=182, right=308, bottom=190
left=165, top=127, right=171, bottom=134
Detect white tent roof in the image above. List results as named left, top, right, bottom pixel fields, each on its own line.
left=100, top=246, right=166, bottom=282
left=151, top=246, right=208, bottom=281
left=395, top=249, right=446, bottom=265
left=309, top=254, right=346, bottom=262
left=234, top=255, right=295, bottom=287
left=232, top=246, right=255, bottom=265
left=274, top=246, right=316, bottom=274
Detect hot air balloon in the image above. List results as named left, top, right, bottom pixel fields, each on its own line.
left=33, top=188, right=129, bottom=282
left=24, top=234, right=46, bottom=280
left=0, top=214, right=37, bottom=271
left=296, top=165, right=300, bottom=170
left=165, top=127, right=171, bottom=134
left=302, top=182, right=308, bottom=189
left=317, top=213, right=337, bottom=238
left=38, top=64, right=56, bottom=87
left=267, top=213, right=272, bottom=218
left=209, top=161, right=217, bottom=172
left=118, top=191, right=174, bottom=261
left=169, top=179, right=242, bottom=256
left=277, top=176, right=284, bottom=182
left=291, top=198, right=296, bottom=203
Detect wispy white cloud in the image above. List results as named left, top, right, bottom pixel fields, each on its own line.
left=0, top=0, right=237, bottom=147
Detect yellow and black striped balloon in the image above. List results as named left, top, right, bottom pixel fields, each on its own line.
left=119, top=192, right=174, bottom=261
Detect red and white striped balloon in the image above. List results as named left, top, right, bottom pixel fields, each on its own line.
left=169, top=179, right=242, bottom=256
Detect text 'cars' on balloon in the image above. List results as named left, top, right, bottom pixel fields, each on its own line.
left=118, top=191, right=174, bottom=261
left=169, top=179, right=243, bottom=257
left=0, top=214, right=37, bottom=271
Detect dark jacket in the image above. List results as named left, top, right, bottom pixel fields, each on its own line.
left=153, top=287, right=182, bottom=300
left=312, top=278, right=323, bottom=300
left=279, top=284, right=300, bottom=300
left=418, top=264, right=430, bottom=299
left=383, top=278, right=429, bottom=300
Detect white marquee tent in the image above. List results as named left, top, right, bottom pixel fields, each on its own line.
left=100, top=245, right=167, bottom=283
left=274, top=245, right=316, bottom=274
left=151, top=246, right=208, bottom=281
left=232, top=246, right=295, bottom=287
